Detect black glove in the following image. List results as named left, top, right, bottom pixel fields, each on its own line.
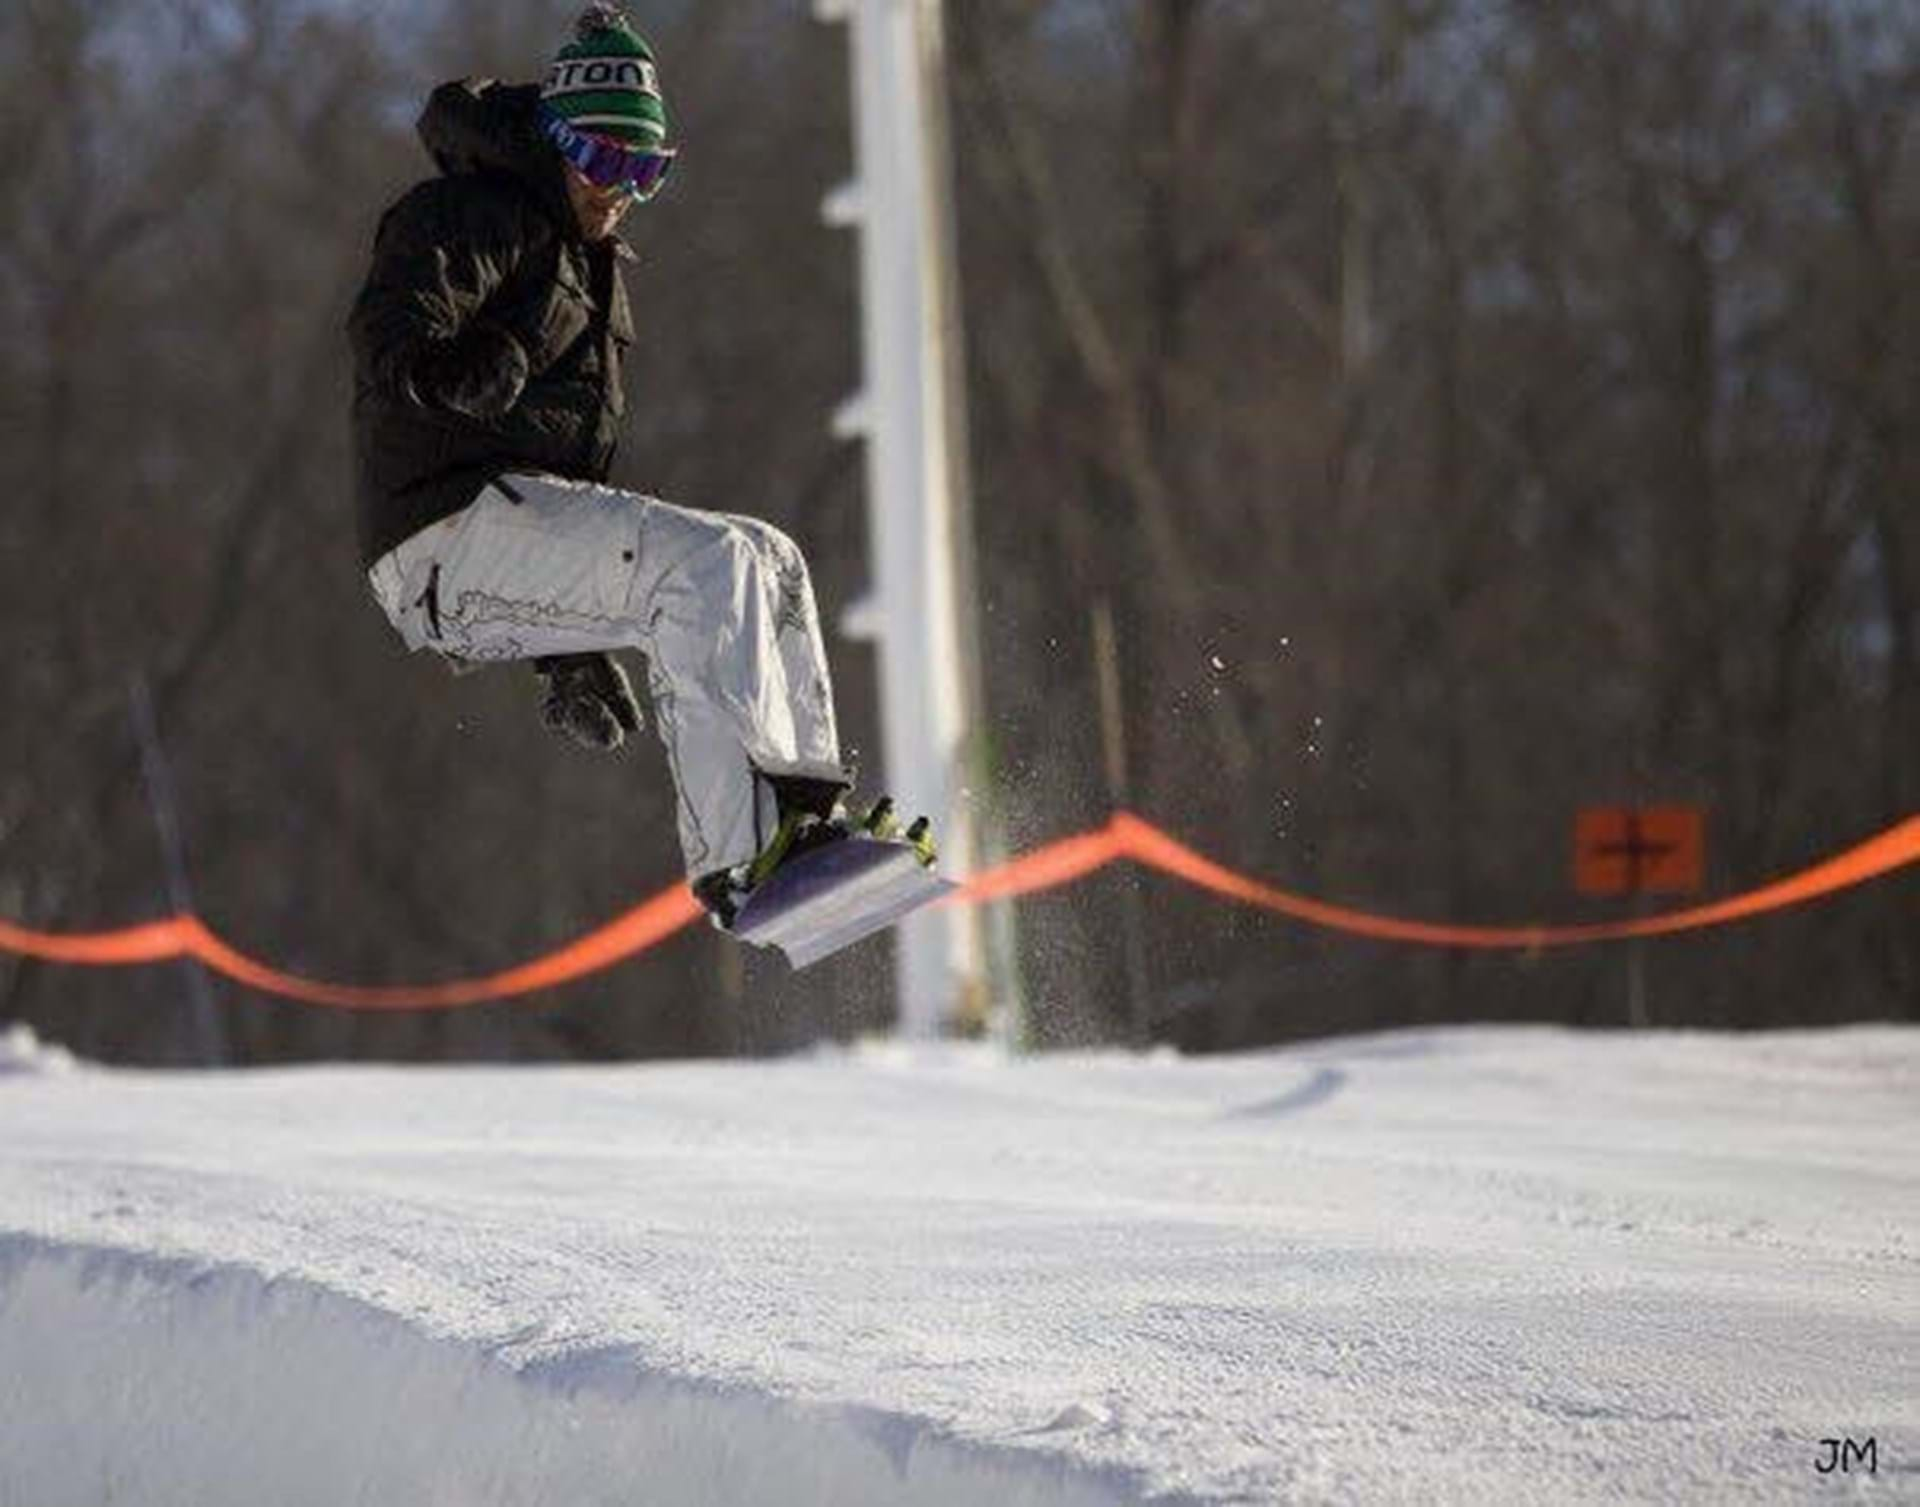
left=535, top=653, right=643, bottom=752
left=408, top=321, right=530, bottom=421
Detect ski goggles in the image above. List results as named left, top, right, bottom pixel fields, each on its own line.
left=540, top=107, right=677, bottom=202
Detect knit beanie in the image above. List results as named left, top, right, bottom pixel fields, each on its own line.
left=542, top=4, right=668, bottom=150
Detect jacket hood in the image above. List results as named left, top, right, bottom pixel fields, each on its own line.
left=417, top=79, right=573, bottom=226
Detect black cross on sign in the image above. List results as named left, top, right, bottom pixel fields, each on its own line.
left=1575, top=806, right=1705, bottom=897
left=1592, top=810, right=1679, bottom=895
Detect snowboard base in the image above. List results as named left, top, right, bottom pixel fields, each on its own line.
left=730, top=835, right=955, bottom=970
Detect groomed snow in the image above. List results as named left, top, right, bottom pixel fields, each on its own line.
left=0, top=1025, right=1914, bottom=1505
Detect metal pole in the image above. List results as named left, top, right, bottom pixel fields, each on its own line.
left=1091, top=598, right=1152, bottom=1048
left=128, top=672, right=225, bottom=1065
left=1625, top=894, right=1649, bottom=1031
left=818, top=0, right=986, bottom=1038
left=1626, top=937, right=1648, bottom=1030
left=1622, top=806, right=1650, bottom=1031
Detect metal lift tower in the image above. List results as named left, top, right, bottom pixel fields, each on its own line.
left=817, top=0, right=984, bottom=1038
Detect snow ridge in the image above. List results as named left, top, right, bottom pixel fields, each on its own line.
left=0, top=1235, right=1151, bottom=1507
left=0, top=1022, right=79, bottom=1077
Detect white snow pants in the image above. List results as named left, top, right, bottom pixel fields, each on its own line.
left=367, top=473, right=844, bottom=879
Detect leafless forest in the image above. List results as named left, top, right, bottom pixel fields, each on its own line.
left=1, top=0, right=1913, bottom=1064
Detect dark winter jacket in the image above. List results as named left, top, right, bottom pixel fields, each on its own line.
left=348, top=80, right=635, bottom=567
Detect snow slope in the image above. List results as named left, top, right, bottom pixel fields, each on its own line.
left=0, top=1025, right=1914, bottom=1505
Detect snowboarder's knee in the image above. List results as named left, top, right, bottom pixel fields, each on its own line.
left=724, top=515, right=804, bottom=571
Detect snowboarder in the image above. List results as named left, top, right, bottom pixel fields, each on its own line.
left=348, top=4, right=937, bottom=945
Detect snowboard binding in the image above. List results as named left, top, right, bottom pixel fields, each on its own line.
left=693, top=784, right=946, bottom=966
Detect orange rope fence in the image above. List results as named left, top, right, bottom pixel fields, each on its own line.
left=1, top=811, right=1913, bottom=1010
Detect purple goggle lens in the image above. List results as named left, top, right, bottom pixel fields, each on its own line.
left=541, top=107, right=676, bottom=201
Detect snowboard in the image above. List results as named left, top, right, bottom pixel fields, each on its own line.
left=729, top=833, right=955, bottom=969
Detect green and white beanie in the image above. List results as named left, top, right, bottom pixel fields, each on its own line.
left=542, top=4, right=668, bottom=150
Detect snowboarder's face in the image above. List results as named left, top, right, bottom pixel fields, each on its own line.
left=565, top=164, right=635, bottom=242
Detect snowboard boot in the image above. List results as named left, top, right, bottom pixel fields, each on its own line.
left=764, top=769, right=854, bottom=823
left=535, top=653, right=643, bottom=752
left=694, top=770, right=854, bottom=929
left=691, top=868, right=746, bottom=929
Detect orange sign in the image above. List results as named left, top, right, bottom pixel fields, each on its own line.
left=1575, top=807, right=1705, bottom=897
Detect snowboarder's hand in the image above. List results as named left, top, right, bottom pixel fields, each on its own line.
left=408, top=321, right=530, bottom=421
left=535, top=653, right=644, bottom=753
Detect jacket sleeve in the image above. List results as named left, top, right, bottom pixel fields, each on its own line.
left=347, top=178, right=533, bottom=421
